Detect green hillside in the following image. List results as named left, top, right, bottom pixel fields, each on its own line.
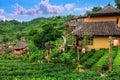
left=0, top=15, right=120, bottom=79
left=0, top=15, right=73, bottom=51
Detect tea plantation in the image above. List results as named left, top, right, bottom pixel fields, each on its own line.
left=0, top=46, right=120, bottom=80
left=0, top=60, right=120, bottom=80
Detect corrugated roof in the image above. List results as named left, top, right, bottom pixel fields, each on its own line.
left=72, top=21, right=120, bottom=36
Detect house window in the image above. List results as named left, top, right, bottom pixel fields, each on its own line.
left=86, top=36, right=93, bottom=45
left=78, top=36, right=93, bottom=46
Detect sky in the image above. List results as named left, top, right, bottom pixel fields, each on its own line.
left=0, top=0, right=116, bottom=21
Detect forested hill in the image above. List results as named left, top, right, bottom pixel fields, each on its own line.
left=0, top=15, right=74, bottom=50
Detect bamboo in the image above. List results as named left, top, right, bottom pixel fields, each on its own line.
left=109, top=36, right=112, bottom=71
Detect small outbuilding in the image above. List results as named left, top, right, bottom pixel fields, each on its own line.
left=13, top=41, right=28, bottom=55
left=0, top=43, right=5, bottom=50
left=7, top=41, right=15, bottom=48
left=20, top=36, right=26, bottom=42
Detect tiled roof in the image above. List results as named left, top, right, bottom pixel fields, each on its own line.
left=96, top=4, right=120, bottom=14
left=14, top=41, right=28, bottom=49
left=65, top=20, right=84, bottom=27
left=72, top=21, right=120, bottom=36
left=78, top=4, right=120, bottom=18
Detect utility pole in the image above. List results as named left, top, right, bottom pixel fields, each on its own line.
left=109, top=36, right=112, bottom=72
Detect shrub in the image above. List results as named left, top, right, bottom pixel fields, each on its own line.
left=29, top=51, right=45, bottom=63
left=0, top=54, right=15, bottom=60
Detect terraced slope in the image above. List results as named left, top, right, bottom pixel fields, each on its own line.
left=92, top=49, right=109, bottom=70
left=113, top=46, right=120, bottom=71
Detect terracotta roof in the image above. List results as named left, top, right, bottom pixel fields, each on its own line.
left=72, top=21, right=120, bottom=36
left=14, top=41, right=28, bottom=49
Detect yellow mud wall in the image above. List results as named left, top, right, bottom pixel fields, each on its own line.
left=83, top=16, right=120, bottom=27
left=84, top=16, right=116, bottom=22
left=117, top=17, right=120, bottom=26
left=8, top=45, right=13, bottom=48
left=87, top=36, right=120, bottom=51
left=14, top=49, right=23, bottom=55
left=87, top=36, right=109, bottom=50
left=0, top=47, right=2, bottom=50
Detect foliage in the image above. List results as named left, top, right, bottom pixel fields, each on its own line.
left=113, top=46, right=120, bottom=71
left=84, top=49, right=104, bottom=68
left=1, top=14, right=120, bottom=79
left=93, top=49, right=109, bottom=70
left=87, top=6, right=102, bottom=14
left=0, top=60, right=120, bottom=80
left=0, top=54, right=15, bottom=60
left=29, top=51, right=45, bottom=63
left=80, top=32, right=92, bottom=49
left=115, top=0, right=120, bottom=9
left=33, top=26, right=61, bottom=49
left=106, top=70, right=120, bottom=79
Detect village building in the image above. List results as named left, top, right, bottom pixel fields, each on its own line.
left=0, top=43, right=5, bottom=50
left=66, top=4, right=120, bottom=50
left=7, top=41, right=15, bottom=49
left=20, top=36, right=26, bottom=42
left=13, top=41, right=28, bottom=55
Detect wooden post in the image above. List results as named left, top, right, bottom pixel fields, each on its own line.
left=74, top=36, right=79, bottom=51
left=77, top=46, right=80, bottom=64
left=109, top=36, right=112, bottom=71
left=47, top=49, right=49, bottom=63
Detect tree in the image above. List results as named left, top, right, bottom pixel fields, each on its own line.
left=115, top=0, right=120, bottom=9
left=87, top=7, right=102, bottom=14
left=33, top=24, right=62, bottom=49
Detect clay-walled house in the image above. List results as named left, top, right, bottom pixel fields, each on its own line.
left=66, top=4, right=120, bottom=50
left=13, top=41, right=28, bottom=55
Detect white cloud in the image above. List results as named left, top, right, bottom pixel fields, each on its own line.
left=38, top=0, right=64, bottom=15
left=14, top=3, right=37, bottom=15
left=0, top=15, right=5, bottom=19
left=65, top=4, right=74, bottom=10
left=0, top=9, right=4, bottom=14
left=0, top=15, right=16, bottom=21
left=74, top=7, right=93, bottom=11
left=0, top=15, right=5, bottom=21
left=13, top=0, right=64, bottom=16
